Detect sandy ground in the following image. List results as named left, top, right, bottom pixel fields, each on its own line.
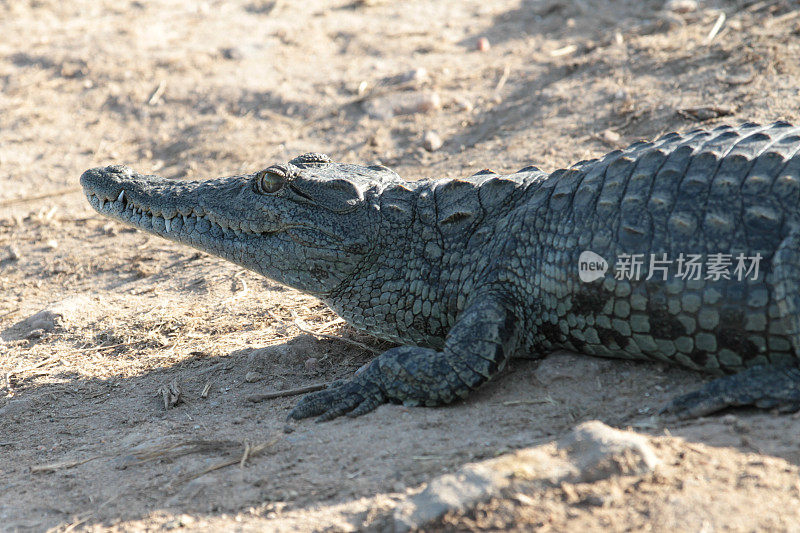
left=2, top=0, right=800, bottom=530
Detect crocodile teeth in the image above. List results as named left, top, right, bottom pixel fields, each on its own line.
left=100, top=199, right=107, bottom=209
left=164, top=217, right=172, bottom=232
left=117, top=190, right=125, bottom=203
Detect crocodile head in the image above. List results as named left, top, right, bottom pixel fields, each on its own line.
left=80, top=153, right=405, bottom=296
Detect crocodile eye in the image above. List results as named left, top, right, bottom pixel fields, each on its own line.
left=254, top=166, right=286, bottom=194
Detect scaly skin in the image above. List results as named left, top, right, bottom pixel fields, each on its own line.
left=81, top=124, right=800, bottom=421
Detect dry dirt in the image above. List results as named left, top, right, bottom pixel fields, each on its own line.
left=2, top=0, right=800, bottom=531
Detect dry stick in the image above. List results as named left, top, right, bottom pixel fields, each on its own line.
left=0, top=187, right=83, bottom=207
left=222, top=271, right=250, bottom=304
left=246, top=382, right=329, bottom=403
left=147, top=79, right=167, bottom=105
left=705, top=12, right=727, bottom=44
left=240, top=441, right=252, bottom=468
left=550, top=44, right=578, bottom=57
left=745, top=0, right=780, bottom=12
left=768, top=9, right=800, bottom=25
left=317, top=317, right=346, bottom=332
left=31, top=454, right=107, bottom=473
left=13, top=354, right=62, bottom=375
left=0, top=308, right=20, bottom=320
left=62, top=513, right=92, bottom=533
left=74, top=341, right=133, bottom=354
left=493, top=64, right=511, bottom=94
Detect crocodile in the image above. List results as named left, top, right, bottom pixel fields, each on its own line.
left=81, top=121, right=800, bottom=421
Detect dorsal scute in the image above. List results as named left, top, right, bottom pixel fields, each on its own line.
left=433, top=178, right=482, bottom=230
left=378, top=181, right=416, bottom=225
left=429, top=171, right=537, bottom=231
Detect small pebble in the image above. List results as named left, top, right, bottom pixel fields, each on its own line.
left=476, top=37, right=490, bottom=52
left=362, top=91, right=441, bottom=119
left=220, top=47, right=243, bottom=60
left=44, top=239, right=58, bottom=250
left=304, top=357, right=318, bottom=372
left=244, top=371, right=262, bottom=383
left=601, top=129, right=621, bottom=144
left=423, top=131, right=443, bottom=152
left=393, top=67, right=428, bottom=85
left=7, top=245, right=20, bottom=261
left=665, top=0, right=697, bottom=13
left=24, top=328, right=46, bottom=339
left=452, top=96, right=473, bottom=112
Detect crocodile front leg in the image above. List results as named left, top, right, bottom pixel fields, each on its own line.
left=288, top=292, right=520, bottom=421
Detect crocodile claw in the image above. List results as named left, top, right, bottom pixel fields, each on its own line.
left=288, top=373, right=388, bottom=422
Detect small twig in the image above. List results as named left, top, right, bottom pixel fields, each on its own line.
left=502, top=399, right=553, bottom=406
left=234, top=272, right=248, bottom=294
left=13, top=355, right=62, bottom=375
left=147, top=79, right=167, bottom=105
left=317, top=317, right=346, bottom=332
left=246, top=382, right=330, bottom=402
left=550, top=44, right=577, bottom=57
left=0, top=308, right=20, bottom=320
left=240, top=441, right=252, bottom=468
left=716, top=70, right=756, bottom=86
left=73, top=341, right=133, bottom=354
left=201, top=380, right=212, bottom=398
left=704, top=12, right=726, bottom=44
left=31, top=454, right=106, bottom=473
left=744, top=0, right=780, bottom=13
left=768, top=9, right=800, bottom=25
left=493, top=64, right=511, bottom=95
left=61, top=513, right=92, bottom=533
left=222, top=271, right=250, bottom=303
left=0, top=187, right=82, bottom=207
left=255, top=107, right=302, bottom=124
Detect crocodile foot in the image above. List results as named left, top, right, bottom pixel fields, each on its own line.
left=288, top=369, right=388, bottom=422
left=662, top=364, right=800, bottom=419
left=288, top=345, right=480, bottom=421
